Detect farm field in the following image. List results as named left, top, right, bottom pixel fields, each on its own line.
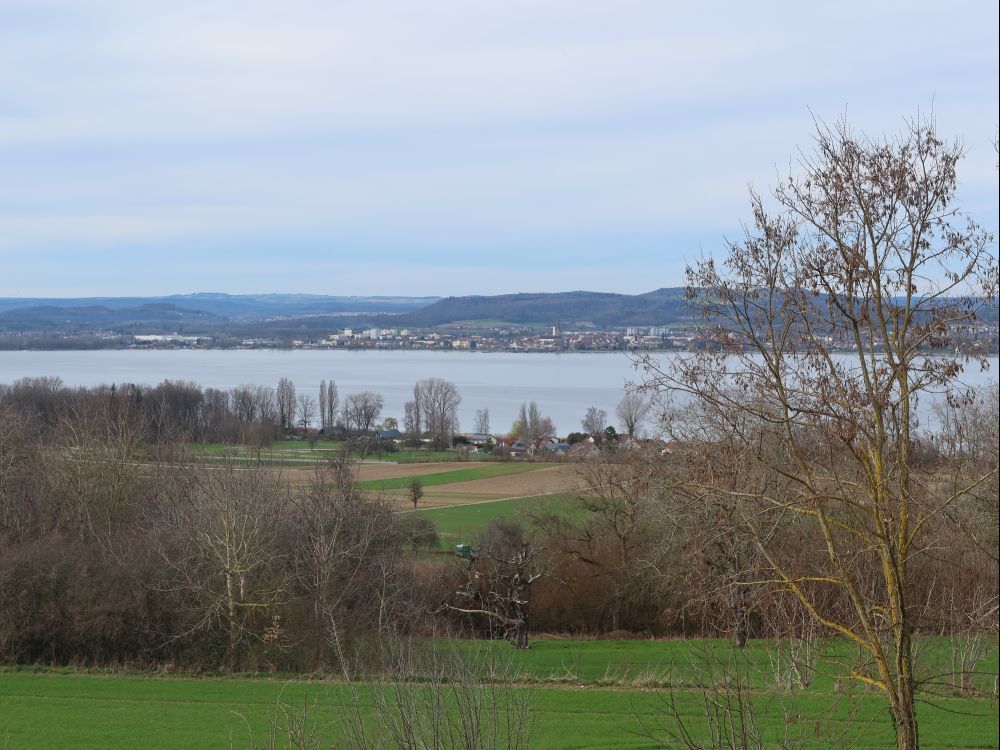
left=1, top=637, right=996, bottom=750
left=356, top=461, right=555, bottom=491
left=419, top=492, right=581, bottom=546
left=187, top=440, right=480, bottom=466
left=358, top=462, right=578, bottom=520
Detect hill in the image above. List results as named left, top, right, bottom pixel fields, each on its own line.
left=400, top=288, right=691, bottom=328
left=0, top=293, right=440, bottom=320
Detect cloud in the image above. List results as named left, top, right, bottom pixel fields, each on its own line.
left=0, top=0, right=996, bottom=295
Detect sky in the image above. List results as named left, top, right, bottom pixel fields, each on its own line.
left=1, top=0, right=997, bottom=297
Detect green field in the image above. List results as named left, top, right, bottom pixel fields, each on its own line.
left=357, top=462, right=555, bottom=491
left=1, top=637, right=996, bottom=749
left=418, top=492, right=580, bottom=545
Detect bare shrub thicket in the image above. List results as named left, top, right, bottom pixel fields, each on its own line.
left=0, top=387, right=424, bottom=671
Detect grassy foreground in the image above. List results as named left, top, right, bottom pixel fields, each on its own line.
left=1, top=638, right=996, bottom=750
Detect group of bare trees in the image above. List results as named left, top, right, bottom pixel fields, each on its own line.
left=579, top=394, right=651, bottom=437
left=0, top=396, right=426, bottom=670
left=402, top=378, right=462, bottom=448
left=510, top=402, right=555, bottom=446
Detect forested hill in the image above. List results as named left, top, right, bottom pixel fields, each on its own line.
left=0, top=289, right=694, bottom=334
left=402, top=288, right=691, bottom=327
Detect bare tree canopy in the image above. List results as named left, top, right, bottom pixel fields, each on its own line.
left=615, top=392, right=649, bottom=437
left=411, top=378, right=462, bottom=450
left=276, top=377, right=296, bottom=431
left=639, top=114, right=998, bottom=750
left=473, top=408, right=491, bottom=435
left=296, top=393, right=317, bottom=430
left=325, top=380, right=339, bottom=432
left=343, top=391, right=385, bottom=434
left=512, top=402, right=555, bottom=447
left=581, top=406, right=608, bottom=435
left=318, top=380, right=327, bottom=432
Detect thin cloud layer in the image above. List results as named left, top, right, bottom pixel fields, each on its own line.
left=1, top=0, right=997, bottom=295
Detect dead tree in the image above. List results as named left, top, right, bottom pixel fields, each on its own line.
left=451, top=544, right=546, bottom=649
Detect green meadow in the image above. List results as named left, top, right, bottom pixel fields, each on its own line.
left=357, top=462, right=555, bottom=491
left=418, top=492, right=581, bottom=545
left=1, top=637, right=996, bottom=750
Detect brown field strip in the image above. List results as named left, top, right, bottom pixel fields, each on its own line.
left=381, top=465, right=581, bottom=508
left=280, top=462, right=473, bottom=484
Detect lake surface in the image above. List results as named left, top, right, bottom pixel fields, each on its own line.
left=0, top=350, right=646, bottom=434
left=0, top=350, right=996, bottom=435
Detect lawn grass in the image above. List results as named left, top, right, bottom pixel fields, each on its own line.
left=357, top=462, right=555, bottom=492
left=419, top=492, right=581, bottom=545
left=1, top=637, right=996, bottom=749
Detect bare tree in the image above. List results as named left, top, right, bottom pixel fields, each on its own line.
left=318, top=380, right=327, bottom=433
left=581, top=406, right=608, bottom=435
left=277, top=377, right=296, bottom=431
left=325, top=380, right=339, bottom=433
left=287, top=462, right=410, bottom=667
left=297, top=393, right=317, bottom=431
left=639, top=115, right=997, bottom=750
left=403, top=400, right=420, bottom=437
left=409, top=478, right=423, bottom=509
left=343, top=391, right=385, bottom=434
left=414, top=378, right=462, bottom=450
left=156, top=460, right=288, bottom=670
left=451, top=540, right=546, bottom=649
left=539, top=450, right=667, bottom=633
left=512, top=402, right=554, bottom=449
left=231, top=384, right=257, bottom=425
left=616, top=392, right=649, bottom=437
left=474, top=408, right=491, bottom=436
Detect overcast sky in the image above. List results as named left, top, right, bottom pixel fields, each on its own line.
left=1, top=0, right=997, bottom=297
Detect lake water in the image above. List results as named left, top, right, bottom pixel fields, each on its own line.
left=0, top=350, right=996, bottom=435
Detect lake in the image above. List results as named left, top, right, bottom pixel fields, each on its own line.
left=0, top=349, right=996, bottom=435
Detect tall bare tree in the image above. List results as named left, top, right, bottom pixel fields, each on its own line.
left=473, top=408, right=491, bottom=436
left=343, top=391, right=385, bottom=434
left=326, top=380, right=339, bottom=433
left=297, top=393, right=317, bottom=430
left=318, top=380, right=327, bottom=433
left=639, top=115, right=997, bottom=750
left=512, top=402, right=554, bottom=448
left=156, top=460, right=288, bottom=670
left=414, top=378, right=462, bottom=450
left=581, top=406, right=608, bottom=435
left=616, top=392, right=649, bottom=437
left=276, top=377, right=296, bottom=431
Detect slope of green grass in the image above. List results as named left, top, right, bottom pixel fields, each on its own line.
left=418, top=492, right=581, bottom=545
left=1, top=637, right=996, bottom=750
left=357, top=462, right=555, bottom=491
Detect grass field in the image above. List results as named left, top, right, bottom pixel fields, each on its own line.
left=419, top=492, right=581, bottom=545
left=357, top=462, right=555, bottom=491
left=1, top=637, right=996, bottom=749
